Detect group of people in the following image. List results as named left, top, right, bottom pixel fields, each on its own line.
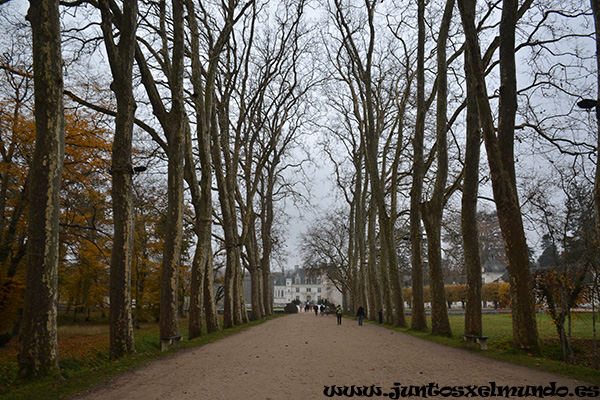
left=303, top=303, right=331, bottom=316
left=303, top=303, right=367, bottom=326
left=335, top=305, right=366, bottom=326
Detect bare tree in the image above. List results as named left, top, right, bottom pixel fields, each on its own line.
left=183, top=0, right=245, bottom=339
left=235, top=0, right=311, bottom=320
left=419, top=0, right=455, bottom=337
left=409, top=0, right=428, bottom=332
left=458, top=0, right=539, bottom=350
left=329, top=0, right=406, bottom=326
left=462, top=32, right=483, bottom=336
left=590, top=0, right=600, bottom=264
left=97, top=0, right=138, bottom=360
left=299, top=209, right=351, bottom=297
left=531, top=174, right=593, bottom=363
left=134, top=0, right=186, bottom=342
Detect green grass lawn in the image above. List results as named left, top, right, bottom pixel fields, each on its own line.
left=368, top=312, right=600, bottom=385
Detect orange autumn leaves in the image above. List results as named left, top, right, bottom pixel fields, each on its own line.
left=0, top=95, right=166, bottom=334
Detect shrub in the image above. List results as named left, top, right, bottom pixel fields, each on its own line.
left=284, top=302, right=298, bottom=313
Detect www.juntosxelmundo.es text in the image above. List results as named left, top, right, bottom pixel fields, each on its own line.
left=323, top=382, right=599, bottom=398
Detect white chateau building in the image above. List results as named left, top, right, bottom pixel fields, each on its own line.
left=272, top=266, right=343, bottom=307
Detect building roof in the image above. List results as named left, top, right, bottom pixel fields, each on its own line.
left=272, top=266, right=319, bottom=286
left=482, top=258, right=506, bottom=274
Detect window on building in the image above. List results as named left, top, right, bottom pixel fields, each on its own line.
left=296, top=288, right=300, bottom=292
left=307, top=288, right=311, bottom=292
left=318, top=296, right=322, bottom=301
left=318, top=288, right=322, bottom=293
left=296, top=296, right=300, bottom=301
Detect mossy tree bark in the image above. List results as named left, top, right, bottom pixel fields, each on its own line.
left=18, top=0, right=64, bottom=378
left=98, top=0, right=138, bottom=359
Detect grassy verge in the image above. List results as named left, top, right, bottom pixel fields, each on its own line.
left=361, top=312, right=600, bottom=385
left=0, top=314, right=282, bottom=400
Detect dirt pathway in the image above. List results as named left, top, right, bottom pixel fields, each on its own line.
left=73, top=312, right=588, bottom=400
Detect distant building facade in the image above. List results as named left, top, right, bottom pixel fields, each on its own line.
left=481, top=258, right=508, bottom=283
left=272, top=266, right=343, bottom=307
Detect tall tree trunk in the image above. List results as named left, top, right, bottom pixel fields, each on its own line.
left=237, top=263, right=248, bottom=323
left=352, top=153, right=367, bottom=315
left=458, top=0, right=539, bottom=350
left=379, top=235, right=394, bottom=324
left=204, top=249, right=220, bottom=333
left=159, top=134, right=185, bottom=339
left=159, top=0, right=186, bottom=340
left=260, top=171, right=275, bottom=316
left=348, top=197, right=358, bottom=315
left=462, top=29, right=483, bottom=337
left=198, top=126, right=219, bottom=334
left=99, top=0, right=138, bottom=360
left=356, top=165, right=369, bottom=317
left=133, top=205, right=149, bottom=330
left=590, top=0, right=600, bottom=254
left=367, top=200, right=382, bottom=320
left=246, top=212, right=264, bottom=320
left=18, top=0, right=64, bottom=377
left=132, top=0, right=187, bottom=342
left=420, top=0, right=454, bottom=337
left=410, top=0, right=427, bottom=332
left=211, top=119, right=235, bottom=329
left=184, top=120, right=209, bottom=338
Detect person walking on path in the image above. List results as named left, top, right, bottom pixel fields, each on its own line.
left=314, top=305, right=318, bottom=316
left=335, top=305, right=343, bottom=325
left=356, top=306, right=365, bottom=326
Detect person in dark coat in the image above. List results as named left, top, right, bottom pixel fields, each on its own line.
left=335, top=305, right=343, bottom=325
left=356, top=306, right=365, bottom=326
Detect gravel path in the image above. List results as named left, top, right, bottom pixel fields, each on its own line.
left=73, top=312, right=587, bottom=400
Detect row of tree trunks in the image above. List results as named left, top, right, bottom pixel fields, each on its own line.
left=15, top=0, right=287, bottom=376
left=184, top=0, right=231, bottom=339
left=213, top=92, right=241, bottom=329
